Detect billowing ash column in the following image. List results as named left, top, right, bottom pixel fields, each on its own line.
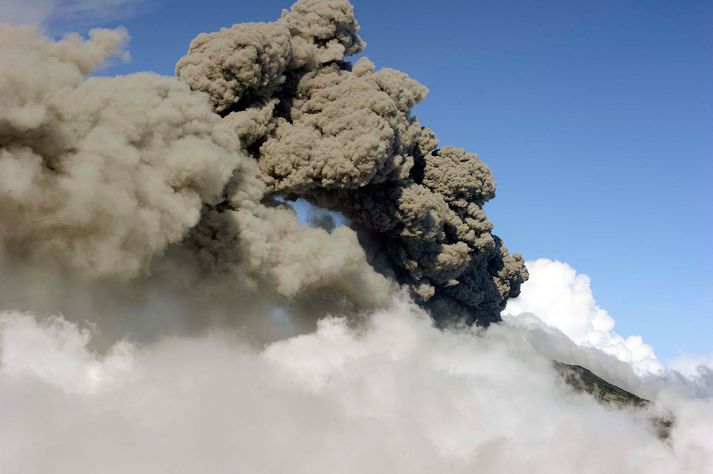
left=176, top=0, right=528, bottom=325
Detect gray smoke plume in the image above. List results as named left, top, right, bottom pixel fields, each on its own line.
left=0, top=0, right=526, bottom=327
left=177, top=0, right=527, bottom=324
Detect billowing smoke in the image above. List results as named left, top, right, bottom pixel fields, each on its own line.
left=0, top=25, right=243, bottom=278
left=1, top=0, right=526, bottom=326
left=174, top=0, right=527, bottom=324
left=0, top=1, right=711, bottom=472
left=0, top=16, right=395, bottom=334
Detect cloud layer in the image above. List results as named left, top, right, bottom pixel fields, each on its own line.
left=1, top=301, right=712, bottom=474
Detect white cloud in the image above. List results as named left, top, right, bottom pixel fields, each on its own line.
left=0, top=0, right=145, bottom=26
left=0, top=1, right=53, bottom=24
left=0, top=311, right=133, bottom=394
left=1, top=302, right=711, bottom=473
left=668, top=354, right=713, bottom=379
left=504, top=259, right=663, bottom=375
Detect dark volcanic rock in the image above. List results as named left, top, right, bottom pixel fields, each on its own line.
left=554, top=361, right=674, bottom=441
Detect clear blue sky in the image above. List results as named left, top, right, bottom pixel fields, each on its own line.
left=47, top=0, right=712, bottom=361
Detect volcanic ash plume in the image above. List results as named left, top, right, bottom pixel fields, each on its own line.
left=0, top=18, right=394, bottom=326
left=0, top=25, right=241, bottom=278
left=0, top=0, right=526, bottom=326
left=175, top=0, right=528, bottom=324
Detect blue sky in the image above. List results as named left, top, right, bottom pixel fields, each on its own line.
left=40, top=0, right=712, bottom=361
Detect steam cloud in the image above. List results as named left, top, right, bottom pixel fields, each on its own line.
left=0, top=1, right=711, bottom=473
